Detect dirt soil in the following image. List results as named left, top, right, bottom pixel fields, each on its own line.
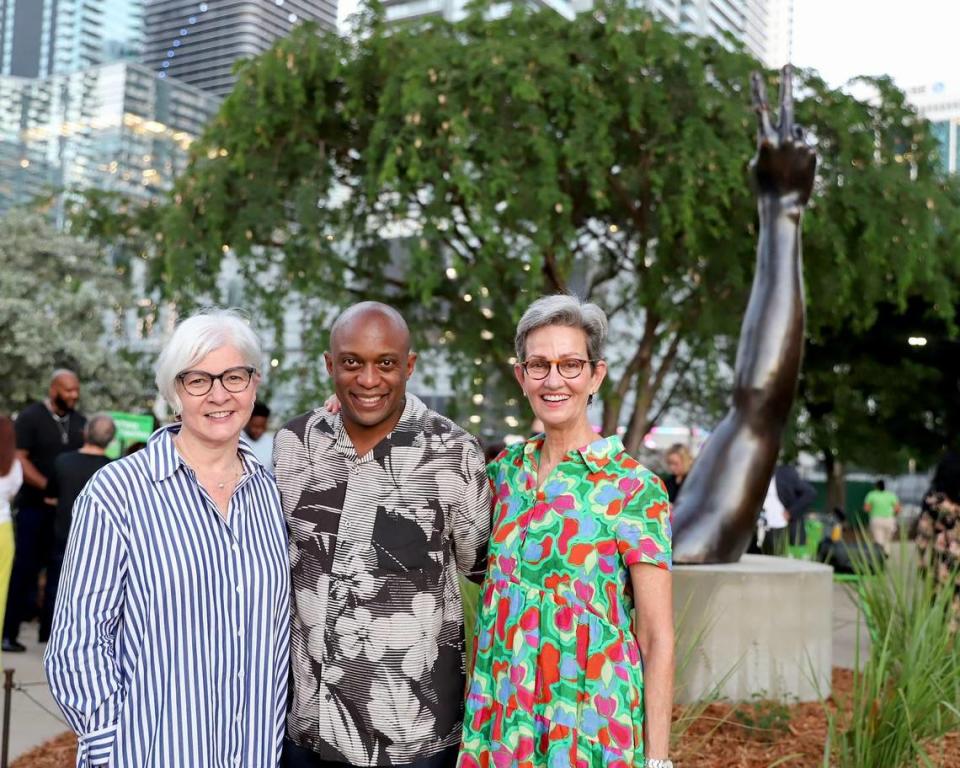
left=12, top=670, right=960, bottom=767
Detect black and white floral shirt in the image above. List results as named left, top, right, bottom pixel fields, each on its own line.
left=274, top=394, right=490, bottom=766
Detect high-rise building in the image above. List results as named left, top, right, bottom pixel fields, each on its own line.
left=906, top=82, right=960, bottom=175
left=381, top=0, right=792, bottom=69
left=0, top=0, right=143, bottom=78
left=144, top=0, right=337, bottom=97
left=0, top=61, right=219, bottom=215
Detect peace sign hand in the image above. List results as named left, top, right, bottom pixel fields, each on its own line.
left=750, top=65, right=817, bottom=211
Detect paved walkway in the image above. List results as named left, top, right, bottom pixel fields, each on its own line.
left=2, top=628, right=67, bottom=761
left=0, top=572, right=878, bottom=760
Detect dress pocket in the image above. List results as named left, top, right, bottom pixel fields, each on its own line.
left=575, top=613, right=640, bottom=757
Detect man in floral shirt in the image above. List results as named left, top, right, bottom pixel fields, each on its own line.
left=274, top=302, right=490, bottom=768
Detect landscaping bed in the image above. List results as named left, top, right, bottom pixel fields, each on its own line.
left=13, top=668, right=960, bottom=767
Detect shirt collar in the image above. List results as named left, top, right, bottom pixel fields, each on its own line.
left=145, top=423, right=266, bottom=482
left=331, top=393, right=427, bottom=459
left=523, top=432, right=624, bottom=474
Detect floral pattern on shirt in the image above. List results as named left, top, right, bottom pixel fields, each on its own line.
left=458, top=434, right=671, bottom=768
left=274, top=395, right=490, bottom=766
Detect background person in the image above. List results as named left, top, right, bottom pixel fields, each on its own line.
left=3, top=369, right=85, bottom=653
left=663, top=443, right=692, bottom=502
left=863, top=479, right=900, bottom=555
left=45, top=311, right=290, bottom=767
left=459, top=295, right=674, bottom=768
left=42, top=413, right=116, bottom=631
left=0, top=415, right=22, bottom=667
left=916, top=449, right=960, bottom=631
left=244, top=399, right=274, bottom=466
left=775, top=463, right=817, bottom=546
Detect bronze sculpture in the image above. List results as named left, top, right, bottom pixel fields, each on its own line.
left=671, top=66, right=817, bottom=564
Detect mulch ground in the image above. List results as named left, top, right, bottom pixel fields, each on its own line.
left=12, top=669, right=960, bottom=767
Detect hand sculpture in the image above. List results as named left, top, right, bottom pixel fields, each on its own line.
left=671, top=66, right=817, bottom=564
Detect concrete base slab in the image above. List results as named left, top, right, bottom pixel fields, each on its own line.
left=673, top=554, right=833, bottom=704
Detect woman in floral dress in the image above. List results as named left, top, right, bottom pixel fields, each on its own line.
left=459, top=296, right=674, bottom=768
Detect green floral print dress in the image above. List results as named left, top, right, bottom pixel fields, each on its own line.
left=458, top=434, right=672, bottom=768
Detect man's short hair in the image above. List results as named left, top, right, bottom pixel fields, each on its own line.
left=50, top=368, right=79, bottom=385
left=875, top=479, right=886, bottom=491
left=251, top=401, right=271, bottom=419
left=84, top=413, right=116, bottom=449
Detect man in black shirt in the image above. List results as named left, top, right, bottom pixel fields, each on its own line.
left=43, top=413, right=115, bottom=632
left=2, top=370, right=85, bottom=652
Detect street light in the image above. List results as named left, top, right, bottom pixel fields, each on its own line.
left=908, top=336, right=928, bottom=347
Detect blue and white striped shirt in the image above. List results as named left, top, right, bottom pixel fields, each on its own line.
left=44, top=425, right=290, bottom=768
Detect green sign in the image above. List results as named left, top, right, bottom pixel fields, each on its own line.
left=105, top=411, right=156, bottom=459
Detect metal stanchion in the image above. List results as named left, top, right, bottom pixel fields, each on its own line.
left=2, top=668, right=13, bottom=768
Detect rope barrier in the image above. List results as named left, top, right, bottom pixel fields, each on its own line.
left=1, top=670, right=70, bottom=768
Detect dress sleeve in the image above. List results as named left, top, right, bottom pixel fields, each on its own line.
left=44, top=491, right=128, bottom=766
left=615, top=472, right=672, bottom=571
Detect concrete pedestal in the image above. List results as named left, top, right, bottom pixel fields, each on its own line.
left=673, top=554, right=833, bottom=703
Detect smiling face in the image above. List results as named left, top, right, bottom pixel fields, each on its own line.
left=177, top=345, right=259, bottom=448
left=515, top=324, right=606, bottom=434
left=324, top=310, right=416, bottom=448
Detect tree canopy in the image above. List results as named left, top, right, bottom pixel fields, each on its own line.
left=124, top=0, right=959, bottom=454
left=0, top=212, right=151, bottom=414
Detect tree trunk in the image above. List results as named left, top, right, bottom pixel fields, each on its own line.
left=824, top=450, right=846, bottom=515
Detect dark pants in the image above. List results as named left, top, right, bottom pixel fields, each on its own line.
left=3, top=504, right=56, bottom=642
left=748, top=526, right=788, bottom=557
left=282, top=741, right=458, bottom=768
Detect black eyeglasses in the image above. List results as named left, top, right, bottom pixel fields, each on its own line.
left=176, top=366, right=256, bottom=396
left=520, top=358, right=595, bottom=380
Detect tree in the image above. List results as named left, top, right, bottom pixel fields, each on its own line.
left=150, top=1, right=958, bottom=451
left=0, top=211, right=152, bottom=413
left=795, top=297, right=960, bottom=507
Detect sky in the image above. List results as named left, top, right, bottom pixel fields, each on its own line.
left=338, top=0, right=959, bottom=92
left=791, top=0, right=959, bottom=90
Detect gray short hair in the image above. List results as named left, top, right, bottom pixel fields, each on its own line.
left=84, top=413, right=116, bottom=449
left=154, top=309, right=262, bottom=414
left=515, top=295, right=608, bottom=362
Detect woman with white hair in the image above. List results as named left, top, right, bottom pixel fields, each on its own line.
left=459, top=295, right=674, bottom=768
left=45, top=310, right=290, bottom=768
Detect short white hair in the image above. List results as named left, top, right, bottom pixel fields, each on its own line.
left=155, top=309, right=262, bottom=414
left=515, top=294, right=608, bottom=361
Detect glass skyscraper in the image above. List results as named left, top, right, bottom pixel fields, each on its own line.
left=145, top=0, right=337, bottom=97
left=0, top=61, right=218, bottom=215
left=0, top=0, right=143, bottom=77
left=906, top=82, right=960, bottom=175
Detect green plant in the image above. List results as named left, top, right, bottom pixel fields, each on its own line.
left=822, top=538, right=960, bottom=767
left=732, top=692, right=794, bottom=742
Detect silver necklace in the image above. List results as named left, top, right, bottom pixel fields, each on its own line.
left=175, top=436, right=242, bottom=490
left=47, top=403, right=71, bottom=445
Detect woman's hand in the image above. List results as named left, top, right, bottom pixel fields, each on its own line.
left=750, top=65, right=817, bottom=213
left=324, top=393, right=341, bottom=414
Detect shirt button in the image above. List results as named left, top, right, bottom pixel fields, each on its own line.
left=236, top=585, right=243, bottom=594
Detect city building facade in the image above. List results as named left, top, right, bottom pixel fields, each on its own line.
left=0, top=0, right=143, bottom=77
left=906, top=82, right=960, bottom=175
left=144, top=0, right=337, bottom=97
left=381, top=0, right=793, bottom=69
left=0, top=62, right=218, bottom=215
